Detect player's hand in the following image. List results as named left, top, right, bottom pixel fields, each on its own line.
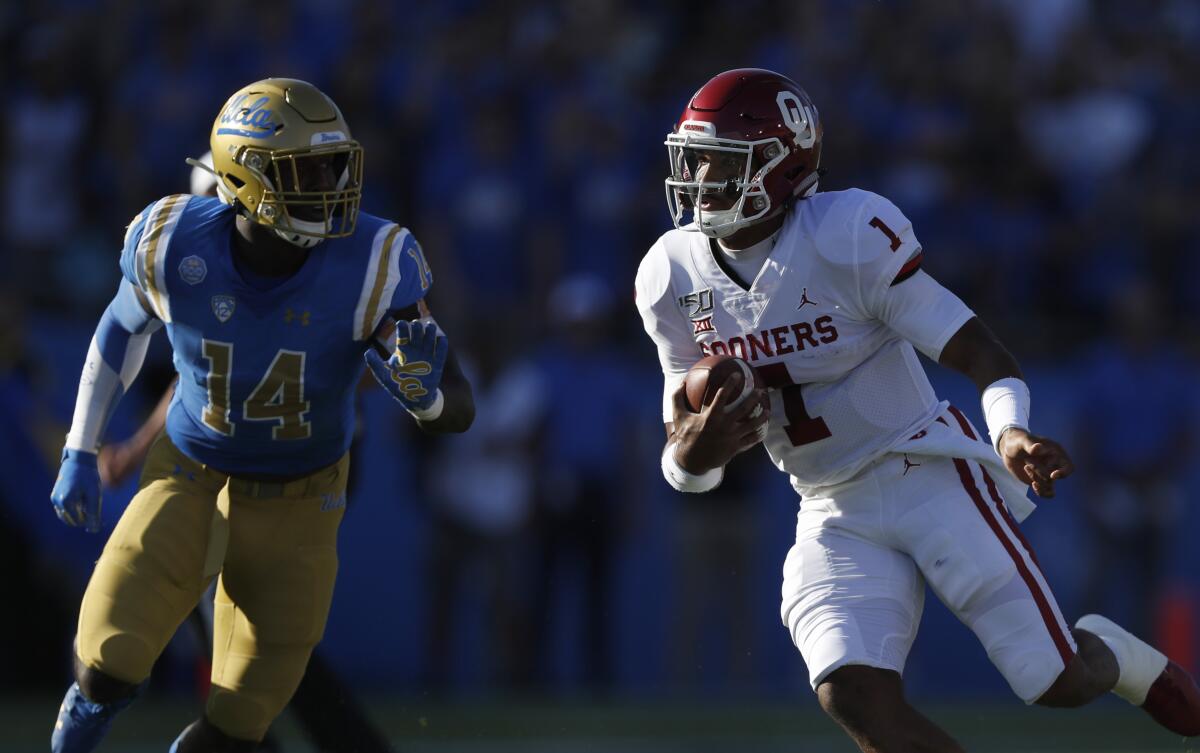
left=998, top=428, right=1074, bottom=498
left=50, top=448, right=102, bottom=532
left=364, top=320, right=448, bottom=413
left=670, top=370, right=770, bottom=474
left=98, top=442, right=140, bottom=488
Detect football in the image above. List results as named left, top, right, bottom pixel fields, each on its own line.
left=683, top=354, right=757, bottom=412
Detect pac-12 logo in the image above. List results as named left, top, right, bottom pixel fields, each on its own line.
left=678, top=287, right=714, bottom=320
left=217, top=95, right=278, bottom=139
left=211, top=295, right=236, bottom=323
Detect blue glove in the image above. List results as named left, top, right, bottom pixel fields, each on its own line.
left=365, top=320, right=448, bottom=413
left=50, top=448, right=102, bottom=533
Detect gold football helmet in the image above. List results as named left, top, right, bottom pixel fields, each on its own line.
left=197, top=78, right=363, bottom=248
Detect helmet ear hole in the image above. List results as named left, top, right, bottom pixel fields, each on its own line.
left=227, top=174, right=246, bottom=189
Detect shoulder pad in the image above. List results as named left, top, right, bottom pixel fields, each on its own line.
left=809, top=188, right=922, bottom=308
left=635, top=236, right=673, bottom=312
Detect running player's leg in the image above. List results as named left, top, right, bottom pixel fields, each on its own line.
left=781, top=473, right=964, bottom=753
left=900, top=411, right=1200, bottom=738
left=54, top=435, right=224, bottom=753
left=891, top=453, right=1088, bottom=703
left=176, top=456, right=348, bottom=747
left=817, top=666, right=965, bottom=753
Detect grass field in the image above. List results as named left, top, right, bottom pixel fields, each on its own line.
left=6, top=696, right=1198, bottom=752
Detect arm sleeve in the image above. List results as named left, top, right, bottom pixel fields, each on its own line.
left=875, top=269, right=976, bottom=361
left=634, top=243, right=703, bottom=423
left=64, top=280, right=161, bottom=452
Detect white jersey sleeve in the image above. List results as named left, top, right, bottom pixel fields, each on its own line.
left=877, top=269, right=975, bottom=361
left=635, top=238, right=704, bottom=422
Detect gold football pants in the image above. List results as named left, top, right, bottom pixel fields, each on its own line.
left=76, top=433, right=348, bottom=741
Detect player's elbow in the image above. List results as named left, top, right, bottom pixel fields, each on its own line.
left=938, top=316, right=1022, bottom=390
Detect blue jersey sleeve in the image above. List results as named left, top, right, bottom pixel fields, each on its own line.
left=390, top=231, right=434, bottom=312
left=353, top=224, right=436, bottom=340
left=118, top=203, right=154, bottom=289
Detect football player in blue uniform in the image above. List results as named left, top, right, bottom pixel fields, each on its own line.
left=49, top=78, right=474, bottom=753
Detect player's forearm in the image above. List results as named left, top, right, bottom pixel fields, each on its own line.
left=415, top=377, right=474, bottom=434
left=938, top=316, right=1023, bottom=392
left=129, top=380, right=175, bottom=451
left=65, top=282, right=160, bottom=452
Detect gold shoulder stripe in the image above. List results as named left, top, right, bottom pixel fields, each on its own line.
left=360, top=224, right=403, bottom=340
left=143, top=195, right=187, bottom=318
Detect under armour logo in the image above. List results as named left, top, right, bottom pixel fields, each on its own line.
left=284, top=308, right=311, bottom=326
left=797, top=287, right=817, bottom=309
left=902, top=454, right=921, bottom=476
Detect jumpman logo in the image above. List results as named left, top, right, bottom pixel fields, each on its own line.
left=797, top=287, right=817, bottom=309
left=902, top=454, right=921, bottom=476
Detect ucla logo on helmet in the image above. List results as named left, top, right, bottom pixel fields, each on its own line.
left=211, top=295, right=236, bottom=323
left=216, top=95, right=278, bottom=139
left=178, top=255, right=207, bottom=285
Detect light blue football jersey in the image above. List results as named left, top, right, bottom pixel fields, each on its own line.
left=119, top=195, right=433, bottom=475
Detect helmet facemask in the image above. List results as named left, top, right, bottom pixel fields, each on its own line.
left=665, top=127, right=789, bottom=239
left=236, top=142, right=363, bottom=248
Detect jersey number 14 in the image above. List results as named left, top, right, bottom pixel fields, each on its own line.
left=201, top=340, right=312, bottom=439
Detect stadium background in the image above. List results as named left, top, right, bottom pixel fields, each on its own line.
left=2, top=0, right=1198, bottom=750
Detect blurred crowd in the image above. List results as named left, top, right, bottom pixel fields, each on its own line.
left=1, top=0, right=1198, bottom=699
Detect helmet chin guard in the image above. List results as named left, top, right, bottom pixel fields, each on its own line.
left=273, top=217, right=329, bottom=248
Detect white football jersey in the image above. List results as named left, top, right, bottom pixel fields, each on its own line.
left=636, top=188, right=976, bottom=489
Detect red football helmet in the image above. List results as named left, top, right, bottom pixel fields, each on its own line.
left=665, top=68, right=822, bottom=238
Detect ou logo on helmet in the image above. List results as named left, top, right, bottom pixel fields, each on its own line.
left=777, top=91, right=817, bottom=149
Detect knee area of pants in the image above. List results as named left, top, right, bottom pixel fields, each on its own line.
left=77, top=631, right=157, bottom=686
left=207, top=687, right=276, bottom=743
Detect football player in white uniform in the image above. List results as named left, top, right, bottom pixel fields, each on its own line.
left=635, top=69, right=1200, bottom=751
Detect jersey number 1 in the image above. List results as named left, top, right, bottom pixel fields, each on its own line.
left=201, top=340, right=312, bottom=440
left=753, top=363, right=832, bottom=446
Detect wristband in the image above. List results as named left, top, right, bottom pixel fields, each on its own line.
left=661, top=442, right=723, bottom=493
left=408, top=389, right=445, bottom=422
left=981, top=377, right=1030, bottom=451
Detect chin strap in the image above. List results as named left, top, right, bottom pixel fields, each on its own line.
left=273, top=228, right=323, bottom=248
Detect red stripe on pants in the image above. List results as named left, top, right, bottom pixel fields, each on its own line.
left=945, top=404, right=1048, bottom=572
left=952, top=457, right=1075, bottom=665
left=979, top=464, right=1045, bottom=572
left=947, top=404, right=977, bottom=441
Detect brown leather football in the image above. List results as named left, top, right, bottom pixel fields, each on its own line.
left=683, top=354, right=756, bottom=412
